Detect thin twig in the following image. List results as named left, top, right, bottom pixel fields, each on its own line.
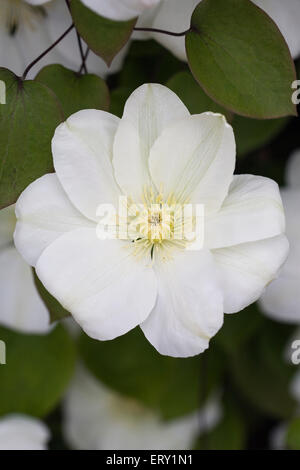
left=22, top=23, right=75, bottom=80
left=76, top=32, right=88, bottom=74
left=65, top=0, right=87, bottom=74
left=78, top=47, right=90, bottom=75
left=133, top=26, right=191, bottom=37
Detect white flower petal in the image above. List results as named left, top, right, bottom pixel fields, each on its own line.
left=149, top=0, right=199, bottom=61
left=134, top=3, right=161, bottom=39
left=253, top=0, right=300, bottom=59
left=269, top=424, right=288, bottom=450
left=213, top=235, right=289, bottom=314
left=36, top=228, right=157, bottom=340
left=113, top=83, right=189, bottom=200
left=0, top=246, right=50, bottom=333
left=0, top=415, right=49, bottom=450
left=0, top=205, right=16, bottom=250
left=149, top=113, right=235, bottom=211
left=25, top=0, right=48, bottom=5
left=0, top=10, right=53, bottom=78
left=205, top=175, right=285, bottom=249
left=52, top=110, right=121, bottom=222
left=259, top=276, right=300, bottom=323
left=81, top=0, right=160, bottom=21
left=290, top=369, right=300, bottom=402
left=286, top=149, right=300, bottom=189
left=280, top=189, right=300, bottom=276
left=141, top=249, right=223, bottom=357
left=14, top=173, right=94, bottom=267
left=63, top=366, right=214, bottom=450
left=259, top=187, right=300, bottom=323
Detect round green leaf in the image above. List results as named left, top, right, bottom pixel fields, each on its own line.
left=0, top=68, right=63, bottom=210
left=35, top=64, right=110, bottom=118
left=166, top=70, right=229, bottom=117
left=286, top=418, right=300, bottom=450
left=79, top=327, right=224, bottom=420
left=33, top=270, right=70, bottom=324
left=0, top=324, right=76, bottom=417
left=70, top=0, right=136, bottom=66
left=186, top=0, right=297, bottom=118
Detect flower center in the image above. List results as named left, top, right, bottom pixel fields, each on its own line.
left=128, top=186, right=196, bottom=262
left=1, top=0, right=47, bottom=35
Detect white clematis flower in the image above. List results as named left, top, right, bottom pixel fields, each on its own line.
left=14, top=83, right=288, bottom=357
left=260, top=150, right=300, bottom=324
left=0, top=0, right=126, bottom=78
left=0, top=414, right=49, bottom=450
left=81, top=0, right=161, bottom=22
left=0, top=205, right=50, bottom=334
left=63, top=366, right=221, bottom=450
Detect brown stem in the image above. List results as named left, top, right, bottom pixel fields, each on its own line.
left=65, top=0, right=87, bottom=74
left=133, top=26, right=191, bottom=37
left=22, top=23, right=75, bottom=80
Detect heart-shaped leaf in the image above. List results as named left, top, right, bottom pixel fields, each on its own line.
left=0, top=68, right=63, bottom=210
left=35, top=64, right=110, bottom=118
left=186, top=0, right=297, bottom=118
left=70, top=0, right=136, bottom=66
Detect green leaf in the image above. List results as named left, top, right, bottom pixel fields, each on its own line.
left=33, top=270, right=70, bottom=324
left=79, top=327, right=224, bottom=420
left=214, top=303, right=264, bottom=355
left=230, top=321, right=297, bottom=419
left=166, top=71, right=229, bottom=117
left=70, top=0, right=136, bottom=66
left=286, top=418, right=300, bottom=450
left=35, top=64, right=110, bottom=118
left=186, top=0, right=297, bottom=118
left=0, top=68, right=63, bottom=210
left=0, top=324, right=76, bottom=417
left=232, top=114, right=288, bottom=156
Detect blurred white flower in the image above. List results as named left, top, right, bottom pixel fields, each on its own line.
left=14, top=83, right=288, bottom=357
left=290, top=367, right=300, bottom=404
left=269, top=367, right=300, bottom=450
left=63, top=366, right=221, bottom=450
left=0, top=205, right=50, bottom=333
left=135, top=0, right=199, bottom=61
left=269, top=423, right=288, bottom=450
left=0, top=414, right=49, bottom=450
left=144, top=0, right=300, bottom=61
left=260, top=150, right=300, bottom=324
left=253, top=0, right=300, bottom=59
left=0, top=0, right=125, bottom=78
left=81, top=0, right=300, bottom=61
left=81, top=0, right=161, bottom=22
